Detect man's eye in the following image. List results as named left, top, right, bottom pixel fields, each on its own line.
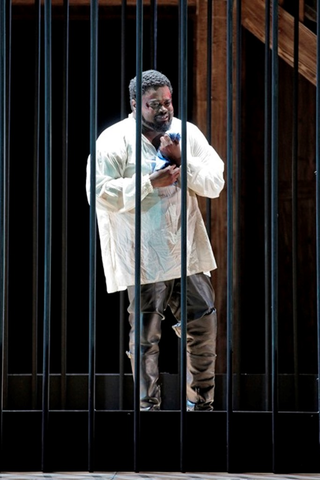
left=147, top=100, right=172, bottom=110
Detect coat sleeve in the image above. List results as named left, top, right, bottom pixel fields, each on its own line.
left=86, top=126, right=154, bottom=213
left=186, top=122, right=225, bottom=199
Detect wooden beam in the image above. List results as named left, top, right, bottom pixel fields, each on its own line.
left=241, top=0, right=316, bottom=86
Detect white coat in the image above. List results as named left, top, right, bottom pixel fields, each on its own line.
left=86, top=114, right=225, bottom=294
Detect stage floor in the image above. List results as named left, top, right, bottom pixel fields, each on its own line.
left=0, top=473, right=319, bottom=480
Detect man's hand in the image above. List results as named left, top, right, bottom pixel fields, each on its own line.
left=159, top=134, right=181, bottom=166
left=149, top=164, right=180, bottom=187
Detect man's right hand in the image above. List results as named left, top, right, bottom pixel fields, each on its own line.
left=149, top=165, right=180, bottom=187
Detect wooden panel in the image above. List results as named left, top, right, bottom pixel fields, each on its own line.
left=300, top=0, right=305, bottom=21
left=241, top=0, right=316, bottom=85
left=195, top=0, right=228, bottom=374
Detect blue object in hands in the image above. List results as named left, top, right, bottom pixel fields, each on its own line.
left=154, top=132, right=181, bottom=171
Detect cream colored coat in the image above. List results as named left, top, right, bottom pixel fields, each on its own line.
left=86, top=114, right=225, bottom=293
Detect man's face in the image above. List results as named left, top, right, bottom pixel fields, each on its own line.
left=133, top=86, right=174, bottom=133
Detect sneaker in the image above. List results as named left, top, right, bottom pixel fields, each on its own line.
left=141, top=403, right=160, bottom=411
left=187, top=400, right=213, bottom=411
left=140, top=395, right=161, bottom=411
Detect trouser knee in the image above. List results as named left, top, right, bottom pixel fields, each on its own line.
left=129, top=313, right=162, bottom=354
left=127, top=313, right=162, bottom=410
left=172, top=310, right=217, bottom=355
left=187, top=310, right=217, bottom=356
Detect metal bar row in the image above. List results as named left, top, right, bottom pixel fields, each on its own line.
left=226, top=0, right=234, bottom=469
left=316, top=0, right=320, bottom=452
left=0, top=0, right=7, bottom=462
left=178, top=0, right=188, bottom=471
left=0, top=0, right=319, bottom=473
left=270, top=0, right=279, bottom=471
left=88, top=0, right=98, bottom=472
left=41, top=0, right=53, bottom=470
left=133, top=0, right=143, bottom=471
left=32, top=0, right=41, bottom=413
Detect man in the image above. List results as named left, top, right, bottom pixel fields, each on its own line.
left=86, top=69, right=225, bottom=411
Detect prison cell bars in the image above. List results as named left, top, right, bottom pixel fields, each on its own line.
left=264, top=0, right=272, bottom=414
left=150, top=0, right=158, bottom=69
left=119, top=0, right=128, bottom=412
left=2, top=0, right=11, bottom=420
left=0, top=0, right=7, bottom=464
left=316, top=0, right=320, bottom=452
left=32, top=0, right=41, bottom=414
left=291, top=0, right=299, bottom=414
left=61, top=0, right=70, bottom=413
left=206, top=0, right=213, bottom=238
left=41, top=0, right=53, bottom=471
left=0, top=0, right=319, bottom=473
left=178, top=0, right=188, bottom=471
left=270, top=0, right=279, bottom=472
left=133, top=0, right=143, bottom=471
left=233, top=0, right=242, bottom=420
left=226, top=0, right=234, bottom=470
left=88, top=0, right=98, bottom=472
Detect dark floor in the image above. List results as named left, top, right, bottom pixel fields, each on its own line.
left=0, top=473, right=319, bottom=480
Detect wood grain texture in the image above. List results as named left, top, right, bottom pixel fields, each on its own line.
left=242, top=0, right=316, bottom=85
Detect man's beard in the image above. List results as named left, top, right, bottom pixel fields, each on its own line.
left=141, top=112, right=173, bottom=133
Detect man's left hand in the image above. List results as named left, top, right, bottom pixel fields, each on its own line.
left=159, top=134, right=181, bottom=166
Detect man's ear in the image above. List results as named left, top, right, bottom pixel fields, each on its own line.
left=131, top=99, right=136, bottom=111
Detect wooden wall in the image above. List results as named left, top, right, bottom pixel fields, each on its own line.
left=193, top=0, right=318, bottom=374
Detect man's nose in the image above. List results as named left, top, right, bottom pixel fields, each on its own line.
left=158, top=103, right=168, bottom=112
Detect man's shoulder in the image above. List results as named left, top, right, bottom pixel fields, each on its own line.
left=99, top=116, right=133, bottom=135
left=172, top=117, right=199, bottom=131
left=97, top=116, right=135, bottom=144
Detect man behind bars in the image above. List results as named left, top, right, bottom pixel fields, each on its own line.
left=86, top=69, right=225, bottom=411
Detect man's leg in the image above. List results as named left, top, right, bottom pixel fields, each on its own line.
left=127, top=282, right=172, bottom=410
left=185, top=311, right=217, bottom=410
left=171, top=273, right=217, bottom=411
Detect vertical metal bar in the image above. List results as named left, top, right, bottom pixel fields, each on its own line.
left=205, top=0, right=212, bottom=237
left=3, top=0, right=11, bottom=414
left=271, top=0, right=279, bottom=472
left=88, top=0, right=98, bottom=472
left=120, top=0, right=127, bottom=119
left=234, top=0, right=242, bottom=410
left=226, top=0, right=234, bottom=472
left=264, top=0, right=272, bottom=412
left=150, top=0, right=157, bottom=69
left=32, top=0, right=41, bottom=412
left=316, top=0, right=320, bottom=455
left=179, top=0, right=187, bottom=472
left=291, top=0, right=299, bottom=412
left=118, top=290, right=126, bottom=410
left=134, top=0, right=143, bottom=471
left=0, top=0, right=6, bottom=466
left=119, top=0, right=127, bottom=411
left=41, top=0, right=52, bottom=471
left=61, top=0, right=70, bottom=411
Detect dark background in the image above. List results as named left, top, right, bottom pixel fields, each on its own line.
left=8, top=5, right=194, bottom=375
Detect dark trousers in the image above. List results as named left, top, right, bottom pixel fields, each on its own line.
left=127, top=272, right=217, bottom=410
